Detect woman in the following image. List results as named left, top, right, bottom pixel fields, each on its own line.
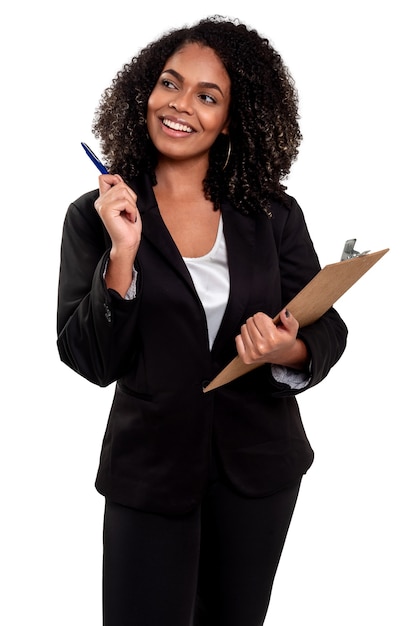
left=57, top=15, right=348, bottom=626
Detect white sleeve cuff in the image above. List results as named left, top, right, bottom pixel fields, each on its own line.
left=103, top=261, right=138, bottom=300
left=124, top=268, right=138, bottom=300
left=271, top=364, right=311, bottom=390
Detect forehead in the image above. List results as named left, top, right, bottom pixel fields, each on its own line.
left=163, top=43, right=230, bottom=89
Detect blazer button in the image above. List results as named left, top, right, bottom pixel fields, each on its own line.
left=104, top=303, right=112, bottom=323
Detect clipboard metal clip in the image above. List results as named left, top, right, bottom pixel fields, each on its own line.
left=341, top=239, right=371, bottom=261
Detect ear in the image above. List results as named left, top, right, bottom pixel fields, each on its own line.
left=220, top=118, right=230, bottom=135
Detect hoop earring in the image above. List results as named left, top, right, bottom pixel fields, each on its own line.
left=222, top=137, right=232, bottom=171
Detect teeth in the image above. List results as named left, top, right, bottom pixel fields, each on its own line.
left=163, top=119, right=193, bottom=133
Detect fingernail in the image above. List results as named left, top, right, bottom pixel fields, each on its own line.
left=285, top=309, right=290, bottom=318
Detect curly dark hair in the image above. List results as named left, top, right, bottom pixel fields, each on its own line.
left=92, top=15, right=302, bottom=216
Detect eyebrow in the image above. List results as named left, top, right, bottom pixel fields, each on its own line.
left=162, top=68, right=225, bottom=97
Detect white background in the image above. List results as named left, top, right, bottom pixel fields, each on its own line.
left=1, top=1, right=416, bottom=624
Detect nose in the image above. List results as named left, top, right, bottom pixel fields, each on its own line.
left=169, top=91, right=194, bottom=114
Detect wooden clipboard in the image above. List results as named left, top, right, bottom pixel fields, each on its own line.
left=203, top=248, right=389, bottom=393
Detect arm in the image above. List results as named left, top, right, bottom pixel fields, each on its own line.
left=56, top=179, right=142, bottom=386
left=235, top=195, right=347, bottom=393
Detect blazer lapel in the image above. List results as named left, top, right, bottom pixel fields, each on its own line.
left=131, top=175, right=197, bottom=295
left=212, top=201, right=257, bottom=353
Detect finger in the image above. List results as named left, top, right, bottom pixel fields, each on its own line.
left=97, top=173, right=121, bottom=194
left=125, top=204, right=139, bottom=224
left=239, top=320, right=266, bottom=361
left=240, top=319, right=254, bottom=344
left=97, top=184, right=138, bottom=224
left=277, top=308, right=290, bottom=326
left=97, top=174, right=137, bottom=204
left=245, top=314, right=278, bottom=345
left=110, top=198, right=138, bottom=224
left=235, top=333, right=245, bottom=356
left=251, top=312, right=276, bottom=333
left=115, top=191, right=138, bottom=224
left=236, top=325, right=264, bottom=364
left=111, top=176, right=138, bottom=204
left=277, top=308, right=299, bottom=334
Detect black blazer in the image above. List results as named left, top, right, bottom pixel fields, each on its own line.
left=57, top=174, right=347, bottom=514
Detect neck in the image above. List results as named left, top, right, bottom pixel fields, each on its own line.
left=154, top=155, right=209, bottom=197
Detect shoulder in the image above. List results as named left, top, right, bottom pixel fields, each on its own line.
left=267, top=192, right=307, bottom=233
left=62, top=188, right=108, bottom=246
left=269, top=191, right=301, bottom=217
left=266, top=192, right=316, bottom=256
left=65, top=188, right=100, bottom=225
left=68, top=188, right=100, bottom=214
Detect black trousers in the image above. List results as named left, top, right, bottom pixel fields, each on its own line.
left=103, top=466, right=301, bottom=626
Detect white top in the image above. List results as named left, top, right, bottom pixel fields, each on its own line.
left=183, top=215, right=229, bottom=350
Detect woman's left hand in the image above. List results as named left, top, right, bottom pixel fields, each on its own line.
left=235, top=309, right=308, bottom=370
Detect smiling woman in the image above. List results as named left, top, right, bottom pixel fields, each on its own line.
left=56, top=15, right=347, bottom=626
left=147, top=43, right=232, bottom=258
left=147, top=44, right=231, bottom=167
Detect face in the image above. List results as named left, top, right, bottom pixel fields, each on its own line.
left=146, top=43, right=231, bottom=164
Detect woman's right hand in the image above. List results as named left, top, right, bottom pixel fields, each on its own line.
left=94, top=174, right=142, bottom=254
left=94, top=174, right=142, bottom=297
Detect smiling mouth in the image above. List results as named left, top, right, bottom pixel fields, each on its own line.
left=162, top=118, right=194, bottom=133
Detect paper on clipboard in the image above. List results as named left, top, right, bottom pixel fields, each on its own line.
left=203, top=247, right=389, bottom=393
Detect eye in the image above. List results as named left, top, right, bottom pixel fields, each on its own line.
left=161, top=78, right=177, bottom=90
left=198, top=93, right=217, bottom=105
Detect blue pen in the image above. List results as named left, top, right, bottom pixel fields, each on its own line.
left=81, top=142, right=109, bottom=174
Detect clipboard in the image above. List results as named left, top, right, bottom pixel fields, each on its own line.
left=203, top=247, right=389, bottom=393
